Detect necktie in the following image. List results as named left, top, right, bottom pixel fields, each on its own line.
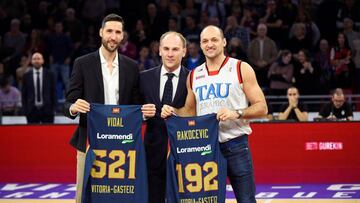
left=36, top=71, right=41, bottom=102
left=162, top=73, right=175, bottom=105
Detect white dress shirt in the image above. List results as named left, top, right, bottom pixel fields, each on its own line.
left=99, top=48, right=119, bottom=105
left=159, top=65, right=181, bottom=101
left=33, top=67, right=43, bottom=107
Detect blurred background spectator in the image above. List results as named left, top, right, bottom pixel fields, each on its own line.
left=119, top=31, right=137, bottom=60
left=330, top=32, right=353, bottom=90
left=15, top=54, right=30, bottom=89
left=0, top=0, right=359, bottom=120
left=137, top=46, right=154, bottom=71
left=268, top=50, right=294, bottom=96
left=183, top=42, right=204, bottom=71
left=314, top=39, right=332, bottom=94
left=293, top=49, right=321, bottom=95
left=0, top=76, right=21, bottom=115
left=248, top=23, right=278, bottom=89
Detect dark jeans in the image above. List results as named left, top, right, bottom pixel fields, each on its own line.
left=220, top=135, right=257, bottom=203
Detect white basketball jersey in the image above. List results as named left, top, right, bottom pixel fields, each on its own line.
left=190, top=57, right=252, bottom=142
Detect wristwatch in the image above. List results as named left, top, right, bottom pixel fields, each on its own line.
left=236, top=109, right=244, bottom=119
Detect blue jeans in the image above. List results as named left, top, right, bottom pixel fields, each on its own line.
left=51, top=63, right=70, bottom=99
left=220, top=135, right=257, bottom=203
left=51, top=63, right=70, bottom=90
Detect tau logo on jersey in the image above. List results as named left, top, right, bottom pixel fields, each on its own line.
left=194, top=83, right=231, bottom=101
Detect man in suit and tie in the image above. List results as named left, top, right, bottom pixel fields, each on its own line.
left=63, top=14, right=156, bottom=203
left=140, top=31, right=189, bottom=203
left=22, top=52, right=56, bottom=123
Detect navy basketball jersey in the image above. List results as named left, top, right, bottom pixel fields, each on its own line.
left=82, top=103, right=148, bottom=203
left=165, top=114, right=227, bottom=203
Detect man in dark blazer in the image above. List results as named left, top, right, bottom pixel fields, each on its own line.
left=140, top=31, right=189, bottom=203
left=22, top=52, right=56, bottom=123
left=63, top=14, right=155, bottom=203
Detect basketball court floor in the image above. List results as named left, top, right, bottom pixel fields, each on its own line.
left=1, top=183, right=359, bottom=202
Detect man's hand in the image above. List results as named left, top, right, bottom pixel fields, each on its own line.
left=161, top=104, right=175, bottom=118
left=70, top=99, right=90, bottom=114
left=217, top=108, right=239, bottom=121
left=141, top=104, right=156, bottom=118
left=289, top=98, right=298, bottom=108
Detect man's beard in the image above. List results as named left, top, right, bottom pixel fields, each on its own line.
left=102, top=39, right=119, bottom=52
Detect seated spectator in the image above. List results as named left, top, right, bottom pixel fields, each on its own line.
left=353, top=39, right=360, bottom=93
left=314, top=39, right=333, bottom=94
left=268, top=49, right=294, bottom=95
left=180, top=0, right=198, bottom=20
left=224, top=16, right=250, bottom=50
left=149, top=41, right=161, bottom=67
left=343, top=18, right=360, bottom=51
left=278, top=87, right=308, bottom=121
left=119, top=31, right=137, bottom=60
left=3, top=18, right=27, bottom=76
left=183, top=42, right=204, bottom=71
left=182, top=15, right=201, bottom=43
left=227, top=37, right=247, bottom=61
left=293, top=49, right=321, bottom=95
left=137, top=46, right=154, bottom=71
left=143, top=3, right=167, bottom=42
left=330, top=32, right=352, bottom=89
left=286, top=23, right=312, bottom=56
left=201, top=0, right=226, bottom=27
left=335, top=0, right=360, bottom=31
left=23, top=29, right=45, bottom=56
left=289, top=9, right=320, bottom=47
left=248, top=23, right=278, bottom=88
left=168, top=2, right=182, bottom=31
left=240, top=7, right=257, bottom=38
left=168, top=17, right=179, bottom=32
left=259, top=0, right=283, bottom=47
left=16, top=54, right=31, bottom=89
left=131, top=19, right=149, bottom=48
left=0, top=76, right=22, bottom=115
left=317, top=88, right=353, bottom=121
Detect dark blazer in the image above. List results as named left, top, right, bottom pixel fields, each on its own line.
left=64, top=51, right=141, bottom=152
left=140, top=65, right=188, bottom=170
left=22, top=68, right=56, bottom=116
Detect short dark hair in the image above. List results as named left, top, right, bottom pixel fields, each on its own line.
left=101, top=13, right=124, bottom=28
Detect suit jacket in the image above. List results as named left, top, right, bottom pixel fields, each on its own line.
left=22, top=68, right=56, bottom=116
left=140, top=65, right=188, bottom=169
left=247, top=36, right=278, bottom=70
left=63, top=50, right=142, bottom=152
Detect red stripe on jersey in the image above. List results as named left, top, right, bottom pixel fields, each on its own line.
left=205, top=56, right=229, bottom=76
left=237, top=60, right=243, bottom=84
left=190, top=69, right=195, bottom=90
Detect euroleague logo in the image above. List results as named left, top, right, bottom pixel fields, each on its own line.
left=112, top=107, right=120, bottom=114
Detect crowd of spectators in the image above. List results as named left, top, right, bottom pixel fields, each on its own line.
left=0, top=0, right=360, bottom=118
